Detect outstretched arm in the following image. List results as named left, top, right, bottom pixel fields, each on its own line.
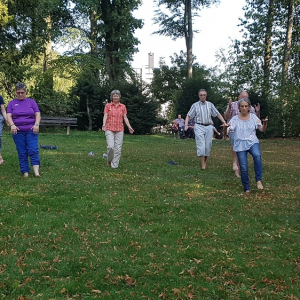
left=217, top=113, right=227, bottom=127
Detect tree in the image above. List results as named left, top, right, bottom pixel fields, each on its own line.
left=217, top=0, right=300, bottom=137
left=153, top=0, right=219, bottom=78
left=150, top=51, right=219, bottom=120
left=0, top=0, right=73, bottom=97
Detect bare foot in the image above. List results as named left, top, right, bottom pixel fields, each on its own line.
left=257, top=181, right=263, bottom=190
left=201, top=162, right=206, bottom=170
left=23, top=172, right=29, bottom=178
left=34, top=174, right=41, bottom=178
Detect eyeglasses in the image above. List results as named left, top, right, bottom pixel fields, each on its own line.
left=16, top=92, right=25, bottom=95
left=199, top=94, right=206, bottom=96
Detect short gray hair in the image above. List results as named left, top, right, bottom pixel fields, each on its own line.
left=110, top=89, right=121, bottom=100
left=198, top=89, right=207, bottom=95
left=238, top=97, right=251, bottom=108
left=15, top=82, right=27, bottom=91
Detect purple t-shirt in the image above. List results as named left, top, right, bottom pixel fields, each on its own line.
left=7, top=98, right=40, bottom=131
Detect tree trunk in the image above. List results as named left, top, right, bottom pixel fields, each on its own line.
left=89, top=7, right=98, bottom=58
left=281, top=0, right=294, bottom=136
left=43, top=15, right=53, bottom=90
left=262, top=0, right=274, bottom=101
left=282, top=0, right=294, bottom=90
left=185, top=0, right=193, bottom=78
left=86, top=96, right=93, bottom=131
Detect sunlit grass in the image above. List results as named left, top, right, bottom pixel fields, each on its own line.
left=0, top=131, right=299, bottom=299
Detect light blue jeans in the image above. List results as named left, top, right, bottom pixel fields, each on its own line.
left=12, top=130, right=40, bottom=174
left=236, top=143, right=263, bottom=192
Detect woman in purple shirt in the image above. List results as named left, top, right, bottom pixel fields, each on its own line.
left=6, top=83, right=41, bottom=177
left=0, top=95, right=8, bottom=164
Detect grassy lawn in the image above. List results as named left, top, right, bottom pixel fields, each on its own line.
left=0, top=130, right=299, bottom=299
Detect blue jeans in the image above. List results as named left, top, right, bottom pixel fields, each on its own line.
left=12, top=130, right=40, bottom=174
left=0, top=117, right=4, bottom=152
left=236, top=143, right=263, bottom=192
left=179, top=125, right=185, bottom=136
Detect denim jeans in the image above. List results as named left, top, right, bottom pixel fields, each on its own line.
left=236, top=143, right=262, bottom=192
left=12, top=130, right=40, bottom=174
left=0, top=116, right=4, bottom=152
left=179, top=125, right=185, bottom=136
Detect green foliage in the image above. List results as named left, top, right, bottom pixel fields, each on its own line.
left=150, top=51, right=224, bottom=121
left=153, top=0, right=219, bottom=39
left=1, top=132, right=300, bottom=299
left=217, top=0, right=300, bottom=137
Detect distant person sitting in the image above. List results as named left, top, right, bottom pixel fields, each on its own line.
left=172, top=114, right=185, bottom=138
left=186, top=117, right=195, bottom=138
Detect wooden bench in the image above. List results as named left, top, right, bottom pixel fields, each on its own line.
left=40, top=117, right=77, bottom=135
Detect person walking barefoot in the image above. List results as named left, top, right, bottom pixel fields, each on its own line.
left=228, top=98, right=268, bottom=193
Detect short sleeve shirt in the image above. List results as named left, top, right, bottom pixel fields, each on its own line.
left=187, top=101, right=219, bottom=124
left=104, top=102, right=127, bottom=132
left=229, top=114, right=262, bottom=152
left=7, top=98, right=40, bottom=131
left=173, top=118, right=185, bottom=127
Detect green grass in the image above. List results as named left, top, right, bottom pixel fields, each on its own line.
left=0, top=130, right=300, bottom=299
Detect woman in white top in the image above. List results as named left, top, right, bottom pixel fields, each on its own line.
left=228, top=98, right=268, bottom=193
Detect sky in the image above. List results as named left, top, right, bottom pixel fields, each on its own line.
left=132, top=0, right=247, bottom=69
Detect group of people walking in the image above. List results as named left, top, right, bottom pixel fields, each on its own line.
left=0, top=86, right=134, bottom=177
left=0, top=84, right=267, bottom=193
left=183, top=89, right=268, bottom=193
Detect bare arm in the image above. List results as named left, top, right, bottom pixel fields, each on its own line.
left=224, top=100, right=232, bottom=121
left=217, top=113, right=227, bottom=126
left=7, top=112, right=19, bottom=135
left=102, top=113, right=108, bottom=131
left=258, top=116, right=268, bottom=132
left=254, top=103, right=261, bottom=118
left=123, top=114, right=134, bottom=134
left=0, top=104, right=7, bottom=125
left=184, top=115, right=190, bottom=131
left=32, top=112, right=41, bottom=133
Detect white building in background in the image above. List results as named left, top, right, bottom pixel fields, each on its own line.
left=133, top=52, right=154, bottom=84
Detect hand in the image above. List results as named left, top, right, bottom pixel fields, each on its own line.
left=129, top=127, right=134, bottom=134
left=254, top=103, right=260, bottom=112
left=31, top=124, right=39, bottom=134
left=10, top=124, right=19, bottom=135
left=262, top=116, right=268, bottom=122
left=228, top=99, right=232, bottom=108
left=102, top=125, right=106, bottom=131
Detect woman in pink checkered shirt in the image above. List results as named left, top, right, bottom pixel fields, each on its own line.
left=102, top=90, right=134, bottom=169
